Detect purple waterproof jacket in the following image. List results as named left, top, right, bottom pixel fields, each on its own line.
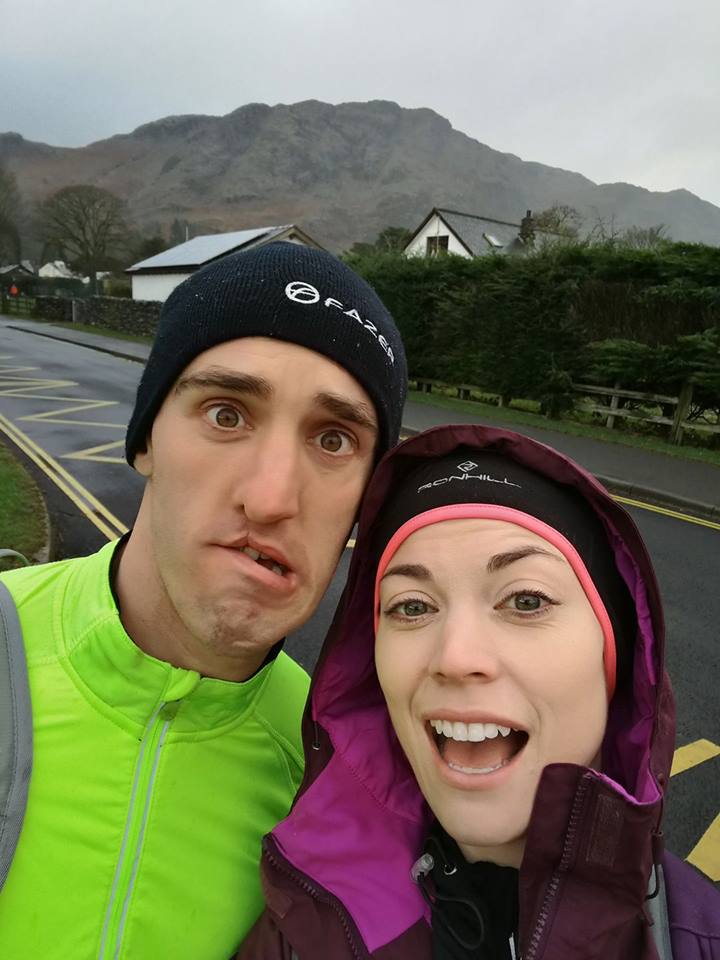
left=239, top=425, right=720, bottom=959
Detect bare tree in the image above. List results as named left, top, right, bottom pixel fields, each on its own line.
left=621, top=224, right=670, bottom=250
left=533, top=203, right=583, bottom=241
left=586, top=211, right=623, bottom=246
left=0, top=163, right=22, bottom=261
left=36, top=185, right=130, bottom=288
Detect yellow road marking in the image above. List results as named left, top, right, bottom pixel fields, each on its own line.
left=0, top=413, right=127, bottom=540
left=64, top=440, right=126, bottom=464
left=611, top=494, right=720, bottom=531
left=21, top=417, right=126, bottom=429
left=0, top=378, right=78, bottom=396
left=671, top=739, right=720, bottom=777
left=687, top=813, right=720, bottom=881
left=20, top=399, right=119, bottom=420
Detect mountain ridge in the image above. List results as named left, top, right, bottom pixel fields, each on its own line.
left=2, top=99, right=719, bottom=251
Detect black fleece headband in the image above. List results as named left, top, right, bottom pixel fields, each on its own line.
left=372, top=448, right=636, bottom=691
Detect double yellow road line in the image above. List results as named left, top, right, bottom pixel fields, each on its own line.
left=0, top=413, right=128, bottom=541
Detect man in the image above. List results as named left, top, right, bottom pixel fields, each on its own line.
left=0, top=242, right=407, bottom=958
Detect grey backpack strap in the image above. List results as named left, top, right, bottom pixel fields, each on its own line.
left=0, top=579, right=33, bottom=892
left=0, top=551, right=29, bottom=566
left=646, top=863, right=674, bottom=960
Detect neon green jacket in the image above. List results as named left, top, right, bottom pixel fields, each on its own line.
left=0, top=541, right=310, bottom=959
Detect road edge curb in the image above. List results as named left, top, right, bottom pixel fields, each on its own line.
left=6, top=323, right=147, bottom=365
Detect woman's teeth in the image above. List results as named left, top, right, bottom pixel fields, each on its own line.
left=429, top=720, right=514, bottom=742
left=447, top=758, right=511, bottom=775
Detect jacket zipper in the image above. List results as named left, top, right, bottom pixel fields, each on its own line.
left=264, top=842, right=367, bottom=960
left=523, top=776, right=590, bottom=960
left=98, top=701, right=175, bottom=960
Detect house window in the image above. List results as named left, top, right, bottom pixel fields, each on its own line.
left=426, top=235, right=449, bottom=256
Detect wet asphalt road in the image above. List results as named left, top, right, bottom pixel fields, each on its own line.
left=0, top=320, right=717, bottom=876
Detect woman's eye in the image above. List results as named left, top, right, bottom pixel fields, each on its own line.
left=387, top=598, right=434, bottom=619
left=206, top=405, right=244, bottom=429
left=497, top=591, right=555, bottom=615
left=316, top=430, right=354, bottom=455
left=513, top=593, right=543, bottom=611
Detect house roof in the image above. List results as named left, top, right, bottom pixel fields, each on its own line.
left=437, top=208, right=524, bottom=254
left=38, top=260, right=80, bottom=279
left=127, top=225, right=312, bottom=273
left=0, top=260, right=34, bottom=275
left=406, top=207, right=566, bottom=257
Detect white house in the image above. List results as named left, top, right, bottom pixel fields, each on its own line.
left=126, top=224, right=324, bottom=302
left=404, top=208, right=537, bottom=258
left=38, top=260, right=87, bottom=280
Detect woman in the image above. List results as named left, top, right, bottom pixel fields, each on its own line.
left=239, top=424, right=720, bottom=959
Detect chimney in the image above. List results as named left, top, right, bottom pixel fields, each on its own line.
left=519, top=209, right=535, bottom=244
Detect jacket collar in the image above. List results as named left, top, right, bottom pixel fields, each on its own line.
left=58, top=540, right=274, bottom=732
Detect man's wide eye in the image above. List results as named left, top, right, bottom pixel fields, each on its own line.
left=206, top=405, right=243, bottom=429
left=316, top=430, right=353, bottom=454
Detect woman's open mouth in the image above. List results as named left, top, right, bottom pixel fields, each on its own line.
left=426, top=718, right=529, bottom=778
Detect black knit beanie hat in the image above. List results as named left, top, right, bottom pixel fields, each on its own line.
left=372, top=448, right=637, bottom=693
left=125, top=242, right=408, bottom=465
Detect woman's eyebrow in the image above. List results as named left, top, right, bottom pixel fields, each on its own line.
left=487, top=545, right=563, bottom=573
left=381, top=563, right=432, bottom=582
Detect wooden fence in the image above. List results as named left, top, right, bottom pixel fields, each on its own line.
left=0, top=296, right=37, bottom=317
left=410, top=377, right=719, bottom=446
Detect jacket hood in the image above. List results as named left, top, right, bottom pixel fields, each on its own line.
left=271, top=425, right=675, bottom=954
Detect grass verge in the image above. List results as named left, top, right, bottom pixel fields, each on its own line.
left=407, top=390, right=720, bottom=469
left=0, top=440, right=49, bottom=571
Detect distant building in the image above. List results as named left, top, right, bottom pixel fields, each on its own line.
left=404, top=208, right=540, bottom=258
left=38, top=260, right=87, bottom=281
left=0, top=261, right=34, bottom=277
left=126, top=224, right=324, bottom=302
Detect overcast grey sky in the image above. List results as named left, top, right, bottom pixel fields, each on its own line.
left=2, top=0, right=719, bottom=206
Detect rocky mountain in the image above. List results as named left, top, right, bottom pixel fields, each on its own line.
left=2, top=99, right=719, bottom=252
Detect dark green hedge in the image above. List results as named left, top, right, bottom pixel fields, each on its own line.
left=345, top=243, right=720, bottom=411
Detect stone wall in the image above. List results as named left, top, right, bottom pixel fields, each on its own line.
left=33, top=296, right=74, bottom=323
left=74, top=296, right=161, bottom=337
left=33, top=294, right=161, bottom=336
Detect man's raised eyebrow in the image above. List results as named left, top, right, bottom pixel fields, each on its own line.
left=381, top=563, right=432, bottom=582
left=314, top=392, right=378, bottom=434
left=486, top=545, right=563, bottom=573
left=175, top=367, right=273, bottom=399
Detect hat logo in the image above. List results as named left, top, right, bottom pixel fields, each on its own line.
left=284, top=279, right=395, bottom=364
left=285, top=281, right=320, bottom=304
left=457, top=460, right=478, bottom=473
